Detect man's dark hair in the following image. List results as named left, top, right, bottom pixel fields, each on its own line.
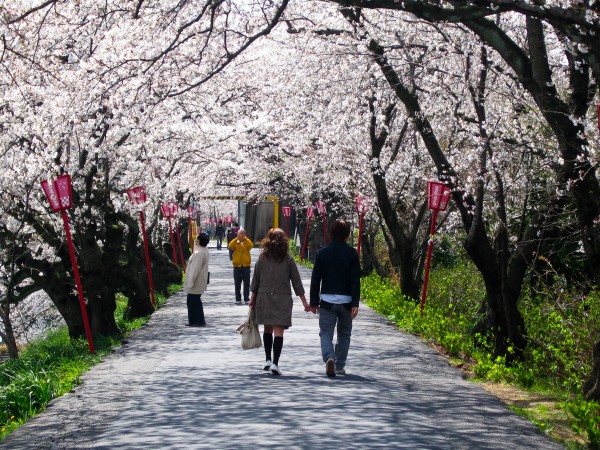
left=329, top=219, right=351, bottom=242
left=198, top=233, right=210, bottom=247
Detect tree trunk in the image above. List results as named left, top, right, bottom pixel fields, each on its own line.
left=369, top=127, right=423, bottom=298
left=360, top=228, right=388, bottom=278
left=120, top=214, right=155, bottom=319
left=149, top=244, right=183, bottom=294
left=39, top=277, right=89, bottom=339
left=367, top=36, right=532, bottom=358
left=334, top=0, right=600, bottom=401
left=77, top=219, right=120, bottom=337
left=0, top=305, right=19, bottom=359
left=583, top=341, right=600, bottom=401
left=398, top=242, right=419, bottom=301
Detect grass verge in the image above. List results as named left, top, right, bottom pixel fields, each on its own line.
left=0, top=286, right=178, bottom=441
left=361, top=271, right=600, bottom=449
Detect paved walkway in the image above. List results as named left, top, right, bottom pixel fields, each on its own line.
left=1, top=245, right=563, bottom=449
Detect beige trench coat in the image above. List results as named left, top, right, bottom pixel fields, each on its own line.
left=250, top=254, right=305, bottom=327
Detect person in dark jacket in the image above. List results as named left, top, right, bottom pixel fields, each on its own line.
left=215, top=220, right=226, bottom=250
left=309, top=219, right=360, bottom=377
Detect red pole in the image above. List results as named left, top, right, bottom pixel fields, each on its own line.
left=300, top=216, right=311, bottom=260
left=61, top=210, right=95, bottom=354
left=175, top=219, right=186, bottom=272
left=167, top=217, right=177, bottom=263
left=356, top=212, right=365, bottom=256
left=139, top=211, right=156, bottom=308
left=420, top=209, right=438, bottom=315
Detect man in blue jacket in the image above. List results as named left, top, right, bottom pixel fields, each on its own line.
left=309, top=219, right=361, bottom=377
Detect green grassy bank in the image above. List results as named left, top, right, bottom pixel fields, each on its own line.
left=0, top=286, right=178, bottom=440
left=361, top=264, right=600, bottom=448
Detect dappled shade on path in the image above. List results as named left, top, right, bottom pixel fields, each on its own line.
left=1, top=245, right=563, bottom=449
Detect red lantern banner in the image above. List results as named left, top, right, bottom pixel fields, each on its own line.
left=161, top=203, right=172, bottom=218
left=127, top=186, right=146, bottom=205
left=427, top=181, right=451, bottom=211
left=315, top=201, right=326, bottom=216
left=127, top=186, right=155, bottom=308
left=354, top=195, right=368, bottom=256
left=315, top=201, right=328, bottom=244
left=41, top=173, right=94, bottom=354
left=301, top=206, right=314, bottom=259
left=187, top=206, right=198, bottom=220
left=282, top=206, right=292, bottom=237
left=41, top=174, right=72, bottom=211
left=421, top=180, right=452, bottom=315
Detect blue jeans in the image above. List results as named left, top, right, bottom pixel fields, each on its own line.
left=233, top=267, right=250, bottom=303
left=319, top=302, right=353, bottom=370
left=216, top=235, right=223, bottom=249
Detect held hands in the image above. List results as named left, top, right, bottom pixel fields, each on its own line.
left=299, top=295, right=313, bottom=313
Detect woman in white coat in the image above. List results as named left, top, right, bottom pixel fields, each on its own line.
left=184, top=233, right=210, bottom=327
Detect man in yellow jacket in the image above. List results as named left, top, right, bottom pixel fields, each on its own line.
left=228, top=228, right=254, bottom=304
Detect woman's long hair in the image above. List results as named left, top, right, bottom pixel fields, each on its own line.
left=260, top=228, right=289, bottom=262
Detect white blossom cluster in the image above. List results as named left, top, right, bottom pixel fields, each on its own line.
left=1, top=0, right=598, bottom=331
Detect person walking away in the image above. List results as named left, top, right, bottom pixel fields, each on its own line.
left=227, top=222, right=239, bottom=260
left=215, top=220, right=226, bottom=250
left=309, top=219, right=360, bottom=377
left=184, top=233, right=210, bottom=327
left=248, top=228, right=309, bottom=375
left=228, top=228, right=253, bottom=304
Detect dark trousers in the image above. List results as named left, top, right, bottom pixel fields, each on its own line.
left=216, top=235, right=223, bottom=249
left=187, top=294, right=206, bottom=326
left=233, top=266, right=250, bottom=303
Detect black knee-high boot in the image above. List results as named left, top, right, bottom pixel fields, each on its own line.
left=273, top=336, right=284, bottom=365
left=263, top=332, right=273, bottom=362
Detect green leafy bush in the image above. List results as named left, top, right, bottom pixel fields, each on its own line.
left=362, top=260, right=600, bottom=447
left=567, top=399, right=600, bottom=449
left=362, top=262, right=485, bottom=358
left=520, top=282, right=600, bottom=393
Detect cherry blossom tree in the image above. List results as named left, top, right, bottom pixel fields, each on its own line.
left=311, top=0, right=600, bottom=396
left=2, top=0, right=599, bottom=399
left=0, top=0, right=292, bottom=342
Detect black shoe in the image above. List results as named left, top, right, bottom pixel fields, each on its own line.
left=235, top=301, right=242, bottom=305
left=326, top=359, right=336, bottom=378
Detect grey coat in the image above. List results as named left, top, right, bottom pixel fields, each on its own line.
left=250, top=254, right=305, bottom=327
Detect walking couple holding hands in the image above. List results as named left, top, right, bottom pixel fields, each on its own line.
left=248, top=219, right=361, bottom=377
